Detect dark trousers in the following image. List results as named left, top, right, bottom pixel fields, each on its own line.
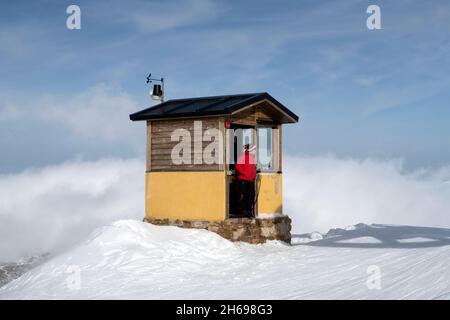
left=237, top=180, right=255, bottom=218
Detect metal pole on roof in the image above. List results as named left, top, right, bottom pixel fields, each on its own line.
left=146, top=73, right=165, bottom=103
left=161, top=78, right=164, bottom=103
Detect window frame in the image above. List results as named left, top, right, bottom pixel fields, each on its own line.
left=256, top=125, right=280, bottom=173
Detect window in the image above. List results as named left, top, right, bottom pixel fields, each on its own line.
left=229, top=127, right=255, bottom=165
left=257, top=127, right=279, bottom=172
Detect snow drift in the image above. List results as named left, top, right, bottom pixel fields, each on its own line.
left=0, top=220, right=448, bottom=299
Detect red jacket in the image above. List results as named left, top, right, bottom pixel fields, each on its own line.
left=235, top=150, right=256, bottom=182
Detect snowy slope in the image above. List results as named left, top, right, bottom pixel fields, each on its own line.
left=0, top=220, right=449, bottom=299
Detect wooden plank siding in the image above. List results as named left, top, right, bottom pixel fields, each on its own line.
left=147, top=102, right=283, bottom=171
left=231, top=102, right=278, bottom=126
left=231, top=106, right=256, bottom=126
left=149, top=117, right=223, bottom=171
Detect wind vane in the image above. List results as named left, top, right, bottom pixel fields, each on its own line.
left=146, top=73, right=164, bottom=102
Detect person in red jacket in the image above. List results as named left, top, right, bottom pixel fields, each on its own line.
left=235, top=143, right=257, bottom=218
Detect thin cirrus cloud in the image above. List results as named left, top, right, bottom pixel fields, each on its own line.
left=0, top=85, right=146, bottom=172
left=0, top=85, right=144, bottom=144
left=41, top=85, right=141, bottom=142
left=84, top=0, right=222, bottom=37
left=129, top=0, right=219, bottom=32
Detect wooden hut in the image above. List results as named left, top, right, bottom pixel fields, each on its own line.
left=130, top=92, right=299, bottom=243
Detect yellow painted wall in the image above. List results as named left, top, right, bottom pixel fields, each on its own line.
left=146, top=171, right=226, bottom=221
left=256, top=173, right=283, bottom=215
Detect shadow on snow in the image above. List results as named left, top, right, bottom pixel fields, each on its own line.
left=292, top=224, right=450, bottom=249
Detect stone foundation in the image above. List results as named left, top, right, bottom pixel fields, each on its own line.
left=145, top=216, right=292, bottom=244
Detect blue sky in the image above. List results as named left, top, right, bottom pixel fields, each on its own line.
left=1, top=0, right=449, bottom=172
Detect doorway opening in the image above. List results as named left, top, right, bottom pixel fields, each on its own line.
left=228, top=124, right=256, bottom=218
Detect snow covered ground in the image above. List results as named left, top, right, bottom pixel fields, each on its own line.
left=0, top=256, right=46, bottom=288
left=0, top=220, right=449, bottom=300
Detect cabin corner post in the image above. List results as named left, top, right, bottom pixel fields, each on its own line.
left=146, top=121, right=152, bottom=172
left=145, top=121, right=152, bottom=220
left=219, top=117, right=230, bottom=219
left=278, top=124, right=282, bottom=173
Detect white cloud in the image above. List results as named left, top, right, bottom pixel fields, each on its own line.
left=104, top=0, right=219, bottom=33
left=0, top=104, right=22, bottom=122
left=0, top=158, right=144, bottom=262
left=0, top=85, right=144, bottom=145
left=0, top=26, right=36, bottom=59
left=1, top=155, right=449, bottom=262
left=41, top=85, right=141, bottom=142
left=284, top=155, right=450, bottom=234
left=355, top=75, right=386, bottom=87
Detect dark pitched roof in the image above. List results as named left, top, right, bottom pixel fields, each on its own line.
left=129, top=92, right=299, bottom=123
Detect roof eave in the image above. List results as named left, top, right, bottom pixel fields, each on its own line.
left=128, top=92, right=299, bottom=123
left=130, top=110, right=231, bottom=121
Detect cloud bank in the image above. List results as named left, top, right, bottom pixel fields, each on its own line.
left=0, top=158, right=144, bottom=261
left=1, top=155, right=449, bottom=261
left=284, top=156, right=450, bottom=234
